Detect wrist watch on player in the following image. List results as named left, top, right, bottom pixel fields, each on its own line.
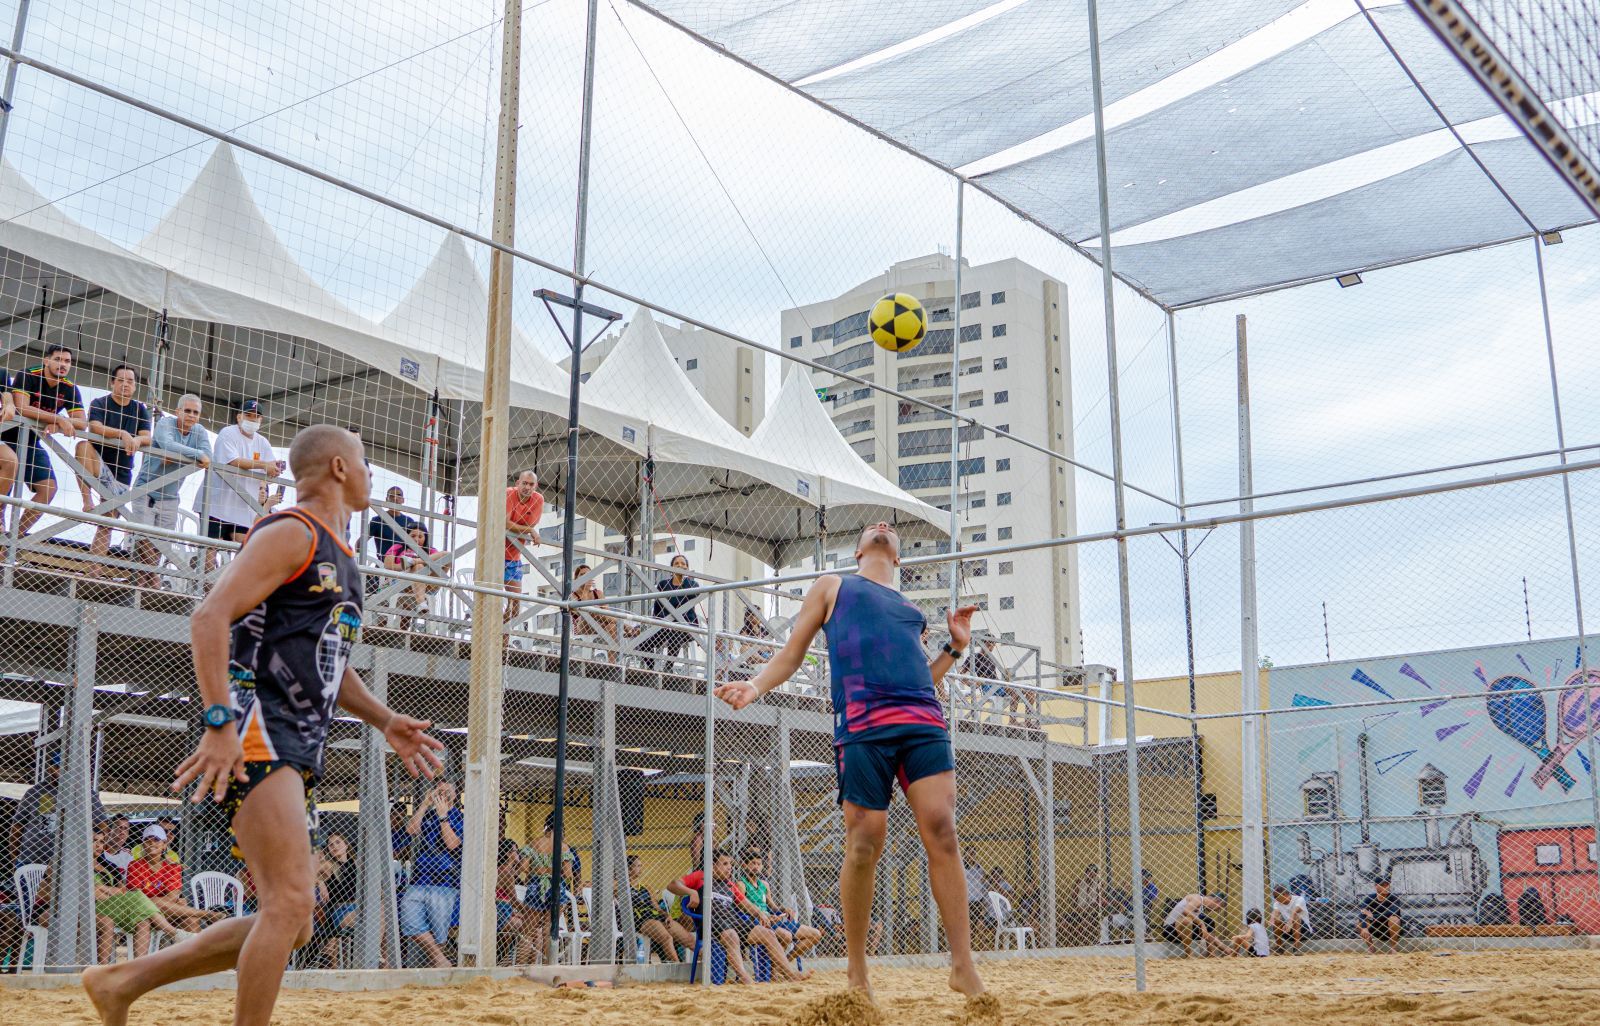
left=942, top=640, right=964, bottom=661
left=203, top=703, right=236, bottom=729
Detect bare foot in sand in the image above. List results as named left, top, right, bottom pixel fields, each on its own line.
left=82, top=965, right=133, bottom=1026
left=949, top=962, right=986, bottom=997
left=846, top=975, right=876, bottom=1003
left=788, top=967, right=815, bottom=982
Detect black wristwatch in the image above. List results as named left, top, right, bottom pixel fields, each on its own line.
left=942, top=641, right=964, bottom=661
left=203, top=703, right=236, bottom=729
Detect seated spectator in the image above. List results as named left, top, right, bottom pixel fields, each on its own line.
left=125, top=825, right=221, bottom=931
left=569, top=564, right=618, bottom=664
left=311, top=832, right=359, bottom=967
left=9, top=750, right=105, bottom=871
left=669, top=850, right=811, bottom=983
left=736, top=848, right=821, bottom=961
left=493, top=838, right=535, bottom=965
left=384, top=524, right=448, bottom=630
left=3, top=344, right=86, bottom=537
left=628, top=854, right=691, bottom=962
left=99, top=815, right=134, bottom=878
left=1161, top=893, right=1227, bottom=957
left=523, top=812, right=577, bottom=964
left=1070, top=864, right=1102, bottom=945
left=1517, top=885, right=1549, bottom=928
left=91, top=821, right=191, bottom=959
left=1359, top=878, right=1404, bottom=953
left=1141, top=869, right=1159, bottom=925
left=129, top=816, right=182, bottom=865
left=401, top=780, right=463, bottom=968
left=390, top=802, right=413, bottom=866
left=128, top=395, right=211, bottom=590
left=1270, top=883, right=1311, bottom=953
left=1228, top=908, right=1270, bottom=957
left=75, top=364, right=152, bottom=569
left=368, top=487, right=417, bottom=569
left=722, top=608, right=773, bottom=682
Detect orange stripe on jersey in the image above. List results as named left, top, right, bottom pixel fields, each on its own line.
left=296, top=508, right=355, bottom=558
left=240, top=706, right=276, bottom=761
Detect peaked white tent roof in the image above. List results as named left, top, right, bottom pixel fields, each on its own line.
left=581, top=309, right=826, bottom=561
left=753, top=367, right=947, bottom=556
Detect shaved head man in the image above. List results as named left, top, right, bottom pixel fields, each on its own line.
left=83, top=423, right=443, bottom=1026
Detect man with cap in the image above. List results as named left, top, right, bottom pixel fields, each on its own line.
left=8, top=749, right=105, bottom=870
left=204, top=399, right=281, bottom=570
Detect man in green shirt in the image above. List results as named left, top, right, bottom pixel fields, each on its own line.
left=738, top=848, right=821, bottom=961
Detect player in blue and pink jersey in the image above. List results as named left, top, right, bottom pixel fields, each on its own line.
left=716, top=522, right=984, bottom=1002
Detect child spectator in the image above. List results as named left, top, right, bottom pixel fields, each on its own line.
left=628, top=854, right=691, bottom=962
left=1229, top=908, right=1270, bottom=957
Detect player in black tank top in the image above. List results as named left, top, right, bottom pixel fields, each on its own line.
left=83, top=426, right=443, bottom=1026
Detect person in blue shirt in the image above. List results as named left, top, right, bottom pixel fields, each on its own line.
left=128, top=394, right=212, bottom=590
left=401, top=779, right=463, bottom=968
left=715, top=522, right=983, bottom=1002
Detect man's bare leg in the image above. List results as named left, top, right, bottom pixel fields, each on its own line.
left=719, top=928, right=754, bottom=984
left=792, top=923, right=822, bottom=958
left=750, top=924, right=811, bottom=981
left=410, top=930, right=451, bottom=968
left=81, top=768, right=314, bottom=1026
left=839, top=801, right=887, bottom=997
left=906, top=771, right=984, bottom=997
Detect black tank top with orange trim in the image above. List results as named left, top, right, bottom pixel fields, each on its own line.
left=228, top=507, right=363, bottom=779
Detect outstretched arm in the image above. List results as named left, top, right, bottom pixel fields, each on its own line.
left=928, top=605, right=979, bottom=700
left=714, top=576, right=839, bottom=710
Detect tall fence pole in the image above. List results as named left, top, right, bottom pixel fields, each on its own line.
left=1237, top=313, right=1264, bottom=921
left=459, top=0, right=522, bottom=967
left=1533, top=237, right=1599, bottom=889
left=1166, top=311, right=1207, bottom=895
left=548, top=0, right=603, bottom=963
left=1085, top=0, right=1147, bottom=990
left=700, top=598, right=719, bottom=986
left=947, top=182, right=965, bottom=652
left=0, top=0, right=32, bottom=161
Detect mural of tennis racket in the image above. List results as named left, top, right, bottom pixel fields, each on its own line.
left=1532, top=669, right=1600, bottom=789
left=1486, top=675, right=1576, bottom=792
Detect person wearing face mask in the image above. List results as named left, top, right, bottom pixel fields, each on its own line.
left=204, top=399, right=282, bottom=568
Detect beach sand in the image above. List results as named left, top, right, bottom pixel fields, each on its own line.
left=5, top=949, right=1599, bottom=1025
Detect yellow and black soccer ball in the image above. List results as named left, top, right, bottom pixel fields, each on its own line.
left=868, top=292, right=926, bottom=352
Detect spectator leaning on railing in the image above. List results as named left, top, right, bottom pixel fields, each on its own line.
left=4, top=343, right=86, bottom=537
left=202, top=399, right=281, bottom=570
left=128, top=395, right=211, bottom=588
left=76, top=364, right=152, bottom=568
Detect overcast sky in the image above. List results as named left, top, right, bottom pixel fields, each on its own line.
left=1, top=0, right=1598, bottom=686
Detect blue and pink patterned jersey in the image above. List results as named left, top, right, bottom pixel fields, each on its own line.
left=824, top=574, right=946, bottom=743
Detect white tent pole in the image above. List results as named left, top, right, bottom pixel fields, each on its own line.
left=0, top=0, right=32, bottom=161
left=459, top=0, right=522, bottom=968
left=947, top=182, right=964, bottom=630
left=1086, top=0, right=1148, bottom=990
left=1237, top=313, right=1264, bottom=920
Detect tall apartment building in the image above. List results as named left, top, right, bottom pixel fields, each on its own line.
left=780, top=253, right=1080, bottom=669
left=533, top=319, right=765, bottom=634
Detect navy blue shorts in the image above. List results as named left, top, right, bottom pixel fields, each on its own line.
left=14, top=436, right=54, bottom=487
left=835, top=728, right=954, bottom=810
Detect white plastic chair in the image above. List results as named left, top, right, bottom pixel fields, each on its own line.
left=13, top=864, right=48, bottom=972
left=561, top=890, right=590, bottom=965
left=190, top=871, right=245, bottom=918
left=986, top=891, right=1034, bottom=952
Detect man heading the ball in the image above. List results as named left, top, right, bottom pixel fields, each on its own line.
left=715, top=522, right=984, bottom=1000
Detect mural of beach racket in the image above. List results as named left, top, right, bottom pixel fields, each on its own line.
left=1531, top=669, right=1600, bottom=789
left=1486, top=676, right=1576, bottom=792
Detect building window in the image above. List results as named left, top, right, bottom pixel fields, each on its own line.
left=790, top=335, right=803, bottom=348
left=999, top=561, right=1013, bottom=575
left=996, top=458, right=1010, bottom=472
left=686, top=358, right=698, bottom=370
left=960, top=291, right=980, bottom=310
left=1001, top=631, right=1015, bottom=641
left=967, top=396, right=983, bottom=408
left=992, top=323, right=1007, bottom=338
left=995, top=390, right=1009, bottom=404
left=931, top=307, right=952, bottom=322
left=603, top=573, right=621, bottom=594
left=1302, top=783, right=1333, bottom=819
left=914, top=328, right=954, bottom=356
left=967, top=495, right=986, bottom=509
left=683, top=539, right=696, bottom=551
left=971, top=532, right=986, bottom=543
left=998, top=492, right=1012, bottom=506
left=997, top=423, right=1009, bottom=433
left=998, top=527, right=1013, bottom=540
left=580, top=372, right=591, bottom=383
left=999, top=596, right=1014, bottom=610
left=993, top=357, right=1008, bottom=371
left=960, top=323, right=981, bottom=343
left=991, top=291, right=1006, bottom=305
left=1418, top=770, right=1446, bottom=808
left=818, top=340, right=875, bottom=374
left=1536, top=844, right=1563, bottom=866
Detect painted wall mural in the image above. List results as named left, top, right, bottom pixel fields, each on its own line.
left=1268, top=635, right=1600, bottom=933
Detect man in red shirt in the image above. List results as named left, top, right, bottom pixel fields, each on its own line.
left=124, top=824, right=222, bottom=932
left=504, top=470, right=544, bottom=628
left=668, top=850, right=810, bottom=982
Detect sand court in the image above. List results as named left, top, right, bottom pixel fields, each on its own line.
left=7, top=949, right=1600, bottom=1026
